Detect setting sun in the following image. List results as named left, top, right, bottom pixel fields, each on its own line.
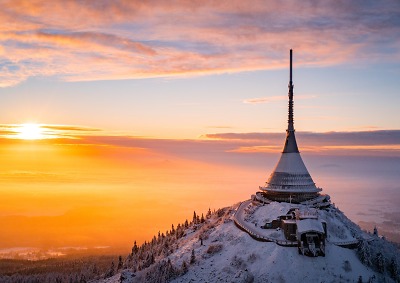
left=16, top=123, right=44, bottom=140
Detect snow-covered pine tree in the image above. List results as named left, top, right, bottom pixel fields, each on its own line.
left=190, top=249, right=196, bottom=264
left=207, top=208, right=212, bottom=219
left=140, top=259, right=179, bottom=283
left=181, top=260, right=188, bottom=274
left=132, top=241, right=139, bottom=255
left=193, top=211, right=197, bottom=224
left=389, top=257, right=398, bottom=280
left=104, top=261, right=115, bottom=279
left=117, top=255, right=123, bottom=270
left=374, top=226, right=379, bottom=237
left=357, top=239, right=372, bottom=266
left=376, top=252, right=385, bottom=273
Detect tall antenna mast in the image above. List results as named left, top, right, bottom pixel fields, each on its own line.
left=288, top=49, right=294, bottom=132
left=282, top=49, right=299, bottom=153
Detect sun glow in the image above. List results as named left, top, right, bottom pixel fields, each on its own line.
left=16, top=123, right=44, bottom=140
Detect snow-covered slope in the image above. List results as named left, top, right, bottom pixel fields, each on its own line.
left=100, top=203, right=400, bottom=283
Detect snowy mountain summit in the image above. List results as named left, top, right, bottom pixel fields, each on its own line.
left=103, top=202, right=400, bottom=283
left=100, top=51, right=400, bottom=282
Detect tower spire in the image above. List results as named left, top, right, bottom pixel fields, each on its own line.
left=283, top=49, right=299, bottom=153
left=288, top=49, right=294, bottom=132
left=259, top=49, right=322, bottom=204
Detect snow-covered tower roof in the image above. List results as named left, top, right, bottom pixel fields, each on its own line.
left=260, top=50, right=322, bottom=203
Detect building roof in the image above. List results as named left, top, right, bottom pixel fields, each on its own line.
left=273, top=153, right=310, bottom=174
left=296, top=219, right=325, bottom=234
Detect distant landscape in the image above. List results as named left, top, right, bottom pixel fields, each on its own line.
left=0, top=246, right=127, bottom=281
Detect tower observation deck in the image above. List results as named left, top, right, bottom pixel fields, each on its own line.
left=259, top=50, right=322, bottom=203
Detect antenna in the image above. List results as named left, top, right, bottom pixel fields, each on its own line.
left=290, top=49, right=293, bottom=84
left=288, top=49, right=294, bottom=131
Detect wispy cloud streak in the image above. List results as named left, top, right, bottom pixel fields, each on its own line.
left=243, top=95, right=316, bottom=104
left=205, top=130, right=400, bottom=146
left=0, top=124, right=101, bottom=139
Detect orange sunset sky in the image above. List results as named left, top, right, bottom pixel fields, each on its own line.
left=0, top=1, right=400, bottom=251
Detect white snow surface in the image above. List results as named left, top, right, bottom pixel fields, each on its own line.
left=100, top=202, right=396, bottom=283
left=296, top=218, right=324, bottom=234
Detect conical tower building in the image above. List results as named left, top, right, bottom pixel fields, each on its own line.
left=260, top=50, right=322, bottom=203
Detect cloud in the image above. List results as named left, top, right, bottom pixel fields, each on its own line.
left=0, top=0, right=399, bottom=86
left=0, top=124, right=101, bottom=139
left=243, top=95, right=316, bottom=104
left=205, top=130, right=400, bottom=146
left=203, top=130, right=400, bottom=157
left=206, top=126, right=234, bottom=129
left=48, top=128, right=399, bottom=160
left=35, top=31, right=157, bottom=56
left=1, top=125, right=396, bottom=157
left=41, top=125, right=100, bottom=132
left=243, top=96, right=286, bottom=104
left=1, top=123, right=399, bottom=160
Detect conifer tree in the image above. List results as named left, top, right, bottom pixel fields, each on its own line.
left=373, top=226, right=378, bottom=237
left=92, top=264, right=99, bottom=276
left=207, top=208, right=212, bottom=218
left=158, top=258, right=178, bottom=281
left=193, top=211, right=197, bottom=224
left=190, top=249, right=196, bottom=264
left=181, top=260, right=188, bottom=274
left=104, top=261, right=115, bottom=279
left=118, top=255, right=123, bottom=270
left=357, top=240, right=372, bottom=266
left=132, top=241, right=139, bottom=255
left=389, top=257, right=398, bottom=280
left=201, top=213, right=205, bottom=223
left=376, top=252, right=385, bottom=273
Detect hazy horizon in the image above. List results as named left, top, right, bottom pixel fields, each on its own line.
left=0, top=128, right=399, bottom=251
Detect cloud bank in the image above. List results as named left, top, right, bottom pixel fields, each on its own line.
left=1, top=0, right=399, bottom=86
